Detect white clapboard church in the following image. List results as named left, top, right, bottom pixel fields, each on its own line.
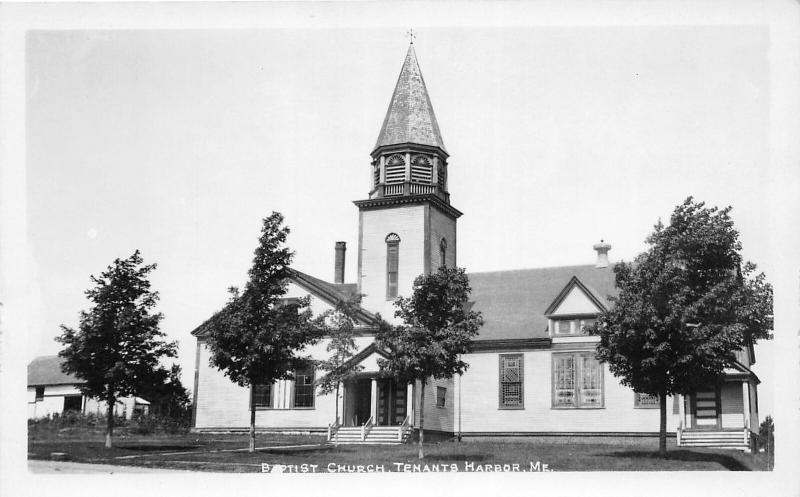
left=190, top=43, right=761, bottom=450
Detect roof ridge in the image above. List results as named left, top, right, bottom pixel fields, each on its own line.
left=468, top=263, right=610, bottom=275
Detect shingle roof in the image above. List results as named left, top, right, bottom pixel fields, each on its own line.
left=190, top=269, right=378, bottom=337
left=373, top=45, right=446, bottom=154
left=28, top=355, right=82, bottom=386
left=467, top=264, right=618, bottom=341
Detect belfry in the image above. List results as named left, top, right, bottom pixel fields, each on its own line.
left=354, top=44, right=462, bottom=321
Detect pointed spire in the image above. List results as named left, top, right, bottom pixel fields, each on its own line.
left=373, top=45, right=446, bottom=154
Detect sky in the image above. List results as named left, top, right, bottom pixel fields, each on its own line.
left=24, top=25, right=777, bottom=418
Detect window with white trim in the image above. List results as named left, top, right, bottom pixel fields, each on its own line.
left=552, top=352, right=604, bottom=408
left=634, top=392, right=660, bottom=408
left=386, top=233, right=400, bottom=299
left=552, top=318, right=597, bottom=336
left=252, top=384, right=272, bottom=408
left=499, top=354, right=524, bottom=409
left=293, top=367, right=315, bottom=408
left=436, top=386, right=446, bottom=408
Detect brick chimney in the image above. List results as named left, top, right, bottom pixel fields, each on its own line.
left=334, top=241, right=346, bottom=284
left=593, top=240, right=611, bottom=268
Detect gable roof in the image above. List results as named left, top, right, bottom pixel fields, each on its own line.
left=315, top=342, right=392, bottom=384
left=543, top=275, right=610, bottom=316
left=28, top=355, right=82, bottom=386
left=373, top=44, right=446, bottom=154
left=190, top=268, right=379, bottom=337
left=468, top=264, right=617, bottom=341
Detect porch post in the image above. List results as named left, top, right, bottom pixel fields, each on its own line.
left=370, top=378, right=377, bottom=421
left=742, top=381, right=750, bottom=429
left=678, top=393, right=686, bottom=427
left=407, top=382, right=414, bottom=426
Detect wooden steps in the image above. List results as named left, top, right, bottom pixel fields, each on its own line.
left=678, top=429, right=750, bottom=451
left=329, top=425, right=411, bottom=445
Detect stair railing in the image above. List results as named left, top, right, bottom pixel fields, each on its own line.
left=327, top=417, right=340, bottom=443
left=361, top=415, right=374, bottom=442
left=398, top=414, right=411, bottom=442
left=677, top=419, right=683, bottom=446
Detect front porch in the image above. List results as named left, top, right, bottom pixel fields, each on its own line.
left=328, top=377, right=414, bottom=444
left=676, top=373, right=759, bottom=452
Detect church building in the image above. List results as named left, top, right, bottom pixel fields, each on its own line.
left=190, top=43, right=761, bottom=450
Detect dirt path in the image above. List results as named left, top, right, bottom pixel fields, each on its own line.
left=28, top=460, right=193, bottom=473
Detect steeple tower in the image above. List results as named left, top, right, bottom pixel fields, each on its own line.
left=354, top=44, right=461, bottom=322
left=366, top=44, right=453, bottom=203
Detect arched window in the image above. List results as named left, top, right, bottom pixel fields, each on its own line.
left=384, top=154, right=405, bottom=185
left=439, top=238, right=447, bottom=268
left=386, top=233, right=401, bottom=299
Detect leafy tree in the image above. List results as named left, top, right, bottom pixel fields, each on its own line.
left=376, top=266, right=483, bottom=459
left=203, top=212, right=321, bottom=452
left=57, top=250, right=177, bottom=448
left=592, top=198, right=773, bottom=456
left=316, top=294, right=365, bottom=425
left=137, top=364, right=191, bottom=420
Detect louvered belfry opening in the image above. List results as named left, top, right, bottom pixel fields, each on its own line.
left=367, top=44, right=451, bottom=203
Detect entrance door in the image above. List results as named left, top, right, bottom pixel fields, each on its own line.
left=691, top=388, right=721, bottom=429
left=377, top=379, right=407, bottom=426
left=351, top=379, right=372, bottom=426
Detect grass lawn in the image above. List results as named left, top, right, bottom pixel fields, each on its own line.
left=28, top=427, right=773, bottom=472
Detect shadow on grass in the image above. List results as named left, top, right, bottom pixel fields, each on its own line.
left=606, top=450, right=751, bottom=471
left=117, top=444, right=201, bottom=452
left=256, top=445, right=334, bottom=455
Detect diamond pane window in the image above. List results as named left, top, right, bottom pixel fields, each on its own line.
left=635, top=392, right=661, bottom=408
left=553, top=353, right=603, bottom=408
left=499, top=354, right=523, bottom=409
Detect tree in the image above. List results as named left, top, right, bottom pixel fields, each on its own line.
left=758, top=415, right=774, bottom=469
left=376, top=266, right=483, bottom=459
left=57, top=250, right=177, bottom=448
left=137, top=364, right=191, bottom=419
left=592, top=198, right=773, bottom=456
left=316, top=294, right=365, bottom=426
left=203, top=212, right=321, bottom=452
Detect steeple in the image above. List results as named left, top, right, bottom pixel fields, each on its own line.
left=364, top=44, right=455, bottom=205
left=373, top=44, right=446, bottom=155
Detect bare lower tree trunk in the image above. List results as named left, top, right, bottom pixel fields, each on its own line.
left=105, top=393, right=115, bottom=449
left=418, top=379, right=426, bottom=460
left=659, top=388, right=667, bottom=457
left=249, top=386, right=256, bottom=453
left=335, top=382, right=340, bottom=424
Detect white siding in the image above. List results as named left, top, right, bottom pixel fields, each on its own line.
left=193, top=336, right=376, bottom=429
left=551, top=286, right=600, bottom=316
left=413, top=377, right=454, bottom=433
left=459, top=350, right=680, bottom=433
left=358, top=205, right=426, bottom=324
left=721, top=382, right=744, bottom=429
left=27, top=385, right=138, bottom=419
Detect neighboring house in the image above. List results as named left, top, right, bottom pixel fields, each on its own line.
left=190, top=43, right=761, bottom=450
left=27, top=355, right=150, bottom=419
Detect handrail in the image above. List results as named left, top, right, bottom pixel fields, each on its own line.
left=676, top=419, right=683, bottom=446
left=328, top=417, right=341, bottom=442
left=361, top=415, right=374, bottom=441
left=398, top=414, right=411, bottom=441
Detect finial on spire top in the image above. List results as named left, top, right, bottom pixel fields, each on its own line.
left=407, top=28, right=416, bottom=45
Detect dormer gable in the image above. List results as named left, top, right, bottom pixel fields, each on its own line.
left=545, top=276, right=608, bottom=317
left=545, top=276, right=608, bottom=338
